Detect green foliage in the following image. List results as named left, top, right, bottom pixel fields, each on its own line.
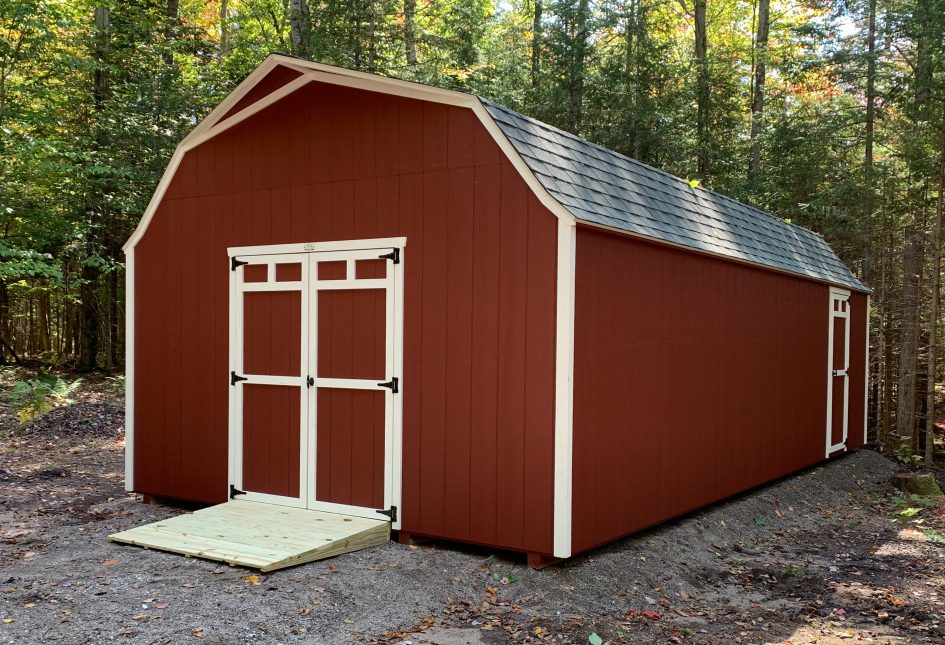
left=893, top=447, right=925, bottom=466
left=8, top=373, right=83, bottom=424
left=588, top=633, right=603, bottom=645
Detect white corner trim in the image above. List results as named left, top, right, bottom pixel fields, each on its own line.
left=124, top=247, right=135, bottom=491
left=553, top=218, right=576, bottom=558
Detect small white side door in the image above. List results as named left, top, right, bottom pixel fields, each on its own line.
left=826, top=287, right=851, bottom=457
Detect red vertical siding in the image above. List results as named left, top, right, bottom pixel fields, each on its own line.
left=133, top=81, right=558, bottom=554
left=571, top=226, right=867, bottom=555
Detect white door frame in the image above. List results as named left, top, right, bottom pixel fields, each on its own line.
left=227, top=238, right=405, bottom=529
left=826, top=287, right=851, bottom=457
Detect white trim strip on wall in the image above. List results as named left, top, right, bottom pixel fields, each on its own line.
left=124, top=248, right=135, bottom=491
left=553, top=218, right=577, bottom=558
left=228, top=238, right=408, bottom=257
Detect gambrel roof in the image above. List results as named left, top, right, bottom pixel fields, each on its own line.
left=482, top=100, right=867, bottom=292
left=126, top=55, right=866, bottom=293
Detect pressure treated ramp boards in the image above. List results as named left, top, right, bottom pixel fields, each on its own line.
left=107, top=500, right=390, bottom=571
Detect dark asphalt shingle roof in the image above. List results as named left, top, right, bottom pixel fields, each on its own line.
left=481, top=99, right=867, bottom=292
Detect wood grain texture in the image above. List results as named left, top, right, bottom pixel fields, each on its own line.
left=570, top=226, right=865, bottom=555
left=108, top=500, right=389, bottom=571
left=133, top=81, right=559, bottom=554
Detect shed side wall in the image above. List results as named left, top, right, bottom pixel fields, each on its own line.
left=133, top=81, right=557, bottom=555
left=571, top=226, right=864, bottom=554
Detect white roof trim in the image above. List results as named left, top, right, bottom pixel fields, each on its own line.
left=123, top=54, right=575, bottom=253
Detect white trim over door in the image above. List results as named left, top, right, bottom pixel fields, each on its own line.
left=227, top=239, right=404, bottom=527
left=826, top=287, right=851, bottom=457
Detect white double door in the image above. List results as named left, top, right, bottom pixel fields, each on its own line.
left=227, top=241, right=403, bottom=523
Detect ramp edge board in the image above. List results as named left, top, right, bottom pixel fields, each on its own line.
left=108, top=500, right=390, bottom=571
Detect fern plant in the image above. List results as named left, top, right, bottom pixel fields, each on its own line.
left=9, top=374, right=83, bottom=424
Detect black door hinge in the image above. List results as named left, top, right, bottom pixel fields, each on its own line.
left=230, top=371, right=248, bottom=386
left=378, top=248, right=400, bottom=264
left=307, top=376, right=314, bottom=388
left=230, top=484, right=246, bottom=498
left=376, top=506, right=397, bottom=522
left=231, top=257, right=249, bottom=271
left=377, top=377, right=399, bottom=393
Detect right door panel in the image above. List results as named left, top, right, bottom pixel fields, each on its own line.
left=309, top=249, right=397, bottom=519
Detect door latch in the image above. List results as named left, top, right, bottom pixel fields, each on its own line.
left=377, top=377, right=399, bottom=393
left=307, top=376, right=314, bottom=388
left=832, top=369, right=847, bottom=377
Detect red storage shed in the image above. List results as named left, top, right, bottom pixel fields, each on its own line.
left=123, top=55, right=869, bottom=564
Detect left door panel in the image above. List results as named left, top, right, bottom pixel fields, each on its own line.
left=229, top=254, right=309, bottom=508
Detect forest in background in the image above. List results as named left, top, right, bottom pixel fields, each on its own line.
left=2, top=0, right=945, bottom=458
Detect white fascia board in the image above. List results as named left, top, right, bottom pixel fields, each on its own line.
left=124, top=59, right=576, bottom=253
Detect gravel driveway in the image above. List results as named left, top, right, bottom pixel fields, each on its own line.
left=2, top=401, right=944, bottom=644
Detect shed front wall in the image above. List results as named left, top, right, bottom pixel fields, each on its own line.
left=132, top=80, right=558, bottom=555
left=571, top=226, right=867, bottom=555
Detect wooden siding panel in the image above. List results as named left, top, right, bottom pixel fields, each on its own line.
left=495, top=164, right=528, bottom=549
left=133, top=81, right=558, bottom=554
left=468, top=164, right=501, bottom=546
left=571, top=227, right=862, bottom=555
left=417, top=170, right=449, bottom=537
left=443, top=168, right=475, bottom=538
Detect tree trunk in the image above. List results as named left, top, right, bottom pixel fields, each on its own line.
left=862, top=0, right=876, bottom=282
left=531, top=0, right=542, bottom=88
left=367, top=2, right=378, bottom=73
left=220, top=0, right=229, bottom=56
left=748, top=0, right=769, bottom=183
left=927, top=104, right=945, bottom=465
left=694, top=0, right=709, bottom=180
left=897, top=0, right=934, bottom=449
left=79, top=5, right=110, bottom=371
left=897, top=221, right=923, bottom=446
left=163, top=0, right=178, bottom=66
left=289, top=0, right=309, bottom=59
left=404, top=0, right=418, bottom=70
left=568, top=0, right=590, bottom=132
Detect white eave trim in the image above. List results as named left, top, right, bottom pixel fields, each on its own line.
left=123, top=55, right=575, bottom=254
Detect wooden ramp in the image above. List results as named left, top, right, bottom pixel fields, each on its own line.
left=108, top=500, right=390, bottom=571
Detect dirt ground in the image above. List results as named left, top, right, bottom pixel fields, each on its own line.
left=2, top=378, right=945, bottom=644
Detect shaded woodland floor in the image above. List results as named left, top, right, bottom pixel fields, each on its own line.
left=1, top=375, right=944, bottom=644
